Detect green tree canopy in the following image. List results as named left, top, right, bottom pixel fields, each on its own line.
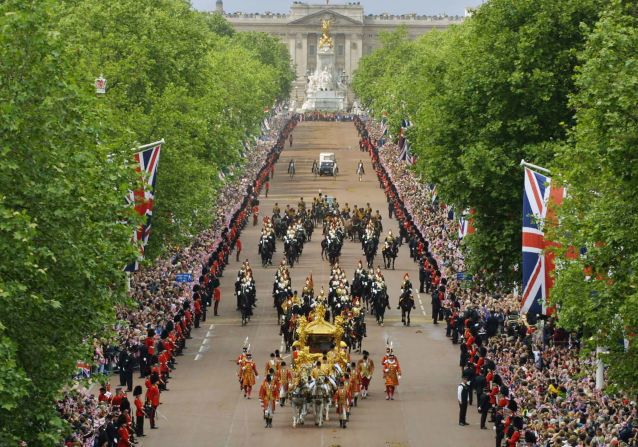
left=353, top=0, right=603, bottom=287
left=0, top=0, right=292, bottom=443
left=549, top=0, right=638, bottom=392
left=0, top=1, right=138, bottom=443
left=57, top=0, right=293, bottom=255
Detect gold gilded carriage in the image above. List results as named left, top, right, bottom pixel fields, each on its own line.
left=292, top=302, right=348, bottom=376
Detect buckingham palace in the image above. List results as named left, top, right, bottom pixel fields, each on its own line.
left=213, top=1, right=465, bottom=107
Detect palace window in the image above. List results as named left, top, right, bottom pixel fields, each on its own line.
left=309, top=44, right=316, bottom=55
left=337, top=44, right=344, bottom=56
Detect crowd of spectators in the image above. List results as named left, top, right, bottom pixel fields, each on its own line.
left=57, top=111, right=300, bottom=447
left=301, top=111, right=354, bottom=122
left=355, top=116, right=638, bottom=447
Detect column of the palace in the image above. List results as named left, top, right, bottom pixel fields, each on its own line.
left=345, top=33, right=352, bottom=80
left=297, top=33, right=308, bottom=106
left=288, top=34, right=298, bottom=104
left=289, top=34, right=298, bottom=75
left=300, top=33, right=308, bottom=76
left=352, top=34, right=363, bottom=73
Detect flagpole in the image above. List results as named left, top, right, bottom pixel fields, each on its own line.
left=136, top=139, right=165, bottom=151
left=520, top=159, right=551, bottom=174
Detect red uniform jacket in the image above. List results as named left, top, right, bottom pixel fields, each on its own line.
left=134, top=397, right=144, bottom=417
left=117, top=425, right=130, bottom=447
left=146, top=384, right=160, bottom=407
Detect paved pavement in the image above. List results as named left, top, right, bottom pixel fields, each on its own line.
left=138, top=122, right=493, bottom=447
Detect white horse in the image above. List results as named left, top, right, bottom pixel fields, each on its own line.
left=309, top=378, right=332, bottom=427
left=290, top=381, right=309, bottom=428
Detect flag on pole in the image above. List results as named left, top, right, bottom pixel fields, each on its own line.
left=521, top=167, right=565, bottom=316
left=398, top=141, right=415, bottom=165
left=397, top=119, right=415, bottom=164
left=125, top=140, right=163, bottom=272
left=458, top=209, right=476, bottom=239
left=430, top=184, right=437, bottom=204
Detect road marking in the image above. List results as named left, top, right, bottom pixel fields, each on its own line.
left=417, top=292, right=427, bottom=316
left=193, top=324, right=214, bottom=361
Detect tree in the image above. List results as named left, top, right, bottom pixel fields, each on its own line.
left=58, top=0, right=292, bottom=256
left=0, top=0, right=293, bottom=443
left=232, top=31, right=296, bottom=101
left=549, top=0, right=638, bottom=392
left=204, top=11, right=236, bottom=37
left=0, top=0, right=138, bottom=443
left=353, top=0, right=603, bottom=287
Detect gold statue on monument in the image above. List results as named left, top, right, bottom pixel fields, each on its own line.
left=319, top=18, right=334, bottom=49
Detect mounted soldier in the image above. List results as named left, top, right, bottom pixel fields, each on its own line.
left=398, top=273, right=416, bottom=326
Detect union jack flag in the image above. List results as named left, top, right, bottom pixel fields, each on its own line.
left=397, top=119, right=415, bottom=164
left=75, top=361, right=91, bottom=379
left=125, top=140, right=163, bottom=272
left=521, top=167, right=564, bottom=316
left=398, top=141, right=416, bottom=165
left=458, top=209, right=475, bottom=239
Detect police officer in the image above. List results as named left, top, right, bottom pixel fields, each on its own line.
left=457, top=376, right=469, bottom=426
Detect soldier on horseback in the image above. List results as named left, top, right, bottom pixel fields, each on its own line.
left=371, top=271, right=390, bottom=326
left=398, top=273, right=416, bottom=326
left=382, top=230, right=400, bottom=270
left=258, top=221, right=276, bottom=267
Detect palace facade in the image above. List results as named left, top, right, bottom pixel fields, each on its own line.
left=214, top=1, right=465, bottom=107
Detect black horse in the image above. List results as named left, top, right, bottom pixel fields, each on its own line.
left=273, top=289, right=289, bottom=324
left=398, top=291, right=416, bottom=326
left=284, top=237, right=300, bottom=267
left=272, top=215, right=288, bottom=239
left=382, top=239, right=399, bottom=270
left=303, top=217, right=314, bottom=241
left=259, top=235, right=274, bottom=267
left=363, top=238, right=377, bottom=269
left=238, top=290, right=252, bottom=326
left=371, top=284, right=389, bottom=326
left=313, top=203, right=326, bottom=226
left=323, top=234, right=343, bottom=265
left=344, top=315, right=366, bottom=353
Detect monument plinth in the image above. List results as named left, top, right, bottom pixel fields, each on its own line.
left=301, top=18, right=346, bottom=112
